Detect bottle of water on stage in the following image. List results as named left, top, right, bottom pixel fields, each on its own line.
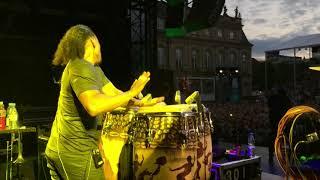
left=7, top=103, right=19, bottom=129
left=247, top=130, right=255, bottom=158
left=0, top=101, right=6, bottom=129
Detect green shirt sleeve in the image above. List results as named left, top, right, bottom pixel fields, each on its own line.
left=69, top=60, right=100, bottom=98
left=95, top=66, right=110, bottom=86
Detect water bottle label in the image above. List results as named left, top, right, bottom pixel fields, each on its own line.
left=0, top=109, right=5, bottom=117
left=0, top=117, right=5, bottom=129
left=10, top=113, right=18, bottom=129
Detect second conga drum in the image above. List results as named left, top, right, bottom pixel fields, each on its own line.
left=133, top=104, right=212, bottom=180
left=101, top=108, right=136, bottom=180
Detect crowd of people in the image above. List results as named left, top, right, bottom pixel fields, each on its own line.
left=205, top=98, right=270, bottom=146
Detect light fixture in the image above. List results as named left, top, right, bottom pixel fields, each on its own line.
left=235, top=70, right=239, bottom=73
left=219, top=70, right=223, bottom=73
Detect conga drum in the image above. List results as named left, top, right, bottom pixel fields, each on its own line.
left=133, top=104, right=213, bottom=180
left=101, top=108, right=136, bottom=179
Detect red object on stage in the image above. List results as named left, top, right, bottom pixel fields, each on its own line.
left=0, top=102, right=6, bottom=129
left=0, top=117, right=5, bottom=129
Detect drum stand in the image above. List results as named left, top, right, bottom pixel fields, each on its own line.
left=6, top=132, right=24, bottom=180
left=1, top=127, right=36, bottom=180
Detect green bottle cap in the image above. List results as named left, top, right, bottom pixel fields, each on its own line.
left=300, top=156, right=307, bottom=161
left=8, top=103, right=15, bottom=107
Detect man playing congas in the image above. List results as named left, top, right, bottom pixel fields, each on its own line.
left=45, top=24, right=163, bottom=180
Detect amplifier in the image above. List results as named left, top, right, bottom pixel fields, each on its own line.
left=20, top=106, right=56, bottom=126
left=211, top=156, right=261, bottom=180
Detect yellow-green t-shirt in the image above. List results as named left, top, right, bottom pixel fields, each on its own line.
left=46, top=59, right=109, bottom=154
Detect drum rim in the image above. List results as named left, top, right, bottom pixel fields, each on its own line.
left=136, top=112, right=197, bottom=116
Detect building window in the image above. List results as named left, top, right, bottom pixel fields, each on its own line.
left=192, top=50, right=197, bottom=69
left=204, top=51, right=211, bottom=70
left=205, top=29, right=210, bottom=36
left=157, top=47, right=166, bottom=67
left=242, top=54, right=247, bottom=62
left=230, top=32, right=235, bottom=39
left=176, top=48, right=183, bottom=69
left=217, top=29, right=223, bottom=38
left=230, top=53, right=236, bottom=66
left=157, top=18, right=165, bottom=30
left=218, top=53, right=223, bottom=67
left=202, top=79, right=214, bottom=94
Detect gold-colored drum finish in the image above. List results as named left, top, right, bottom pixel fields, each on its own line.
left=101, top=109, right=135, bottom=180
left=101, top=104, right=212, bottom=180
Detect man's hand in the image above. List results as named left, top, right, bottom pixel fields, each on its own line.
left=129, top=96, right=164, bottom=107
left=129, top=71, right=150, bottom=97
left=142, top=97, right=165, bottom=106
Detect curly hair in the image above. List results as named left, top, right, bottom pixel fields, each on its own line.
left=52, top=24, right=95, bottom=66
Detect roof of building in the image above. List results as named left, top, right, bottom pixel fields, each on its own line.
left=265, top=34, right=320, bottom=52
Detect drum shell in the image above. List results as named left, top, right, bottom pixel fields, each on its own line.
left=133, top=111, right=212, bottom=180
left=101, top=105, right=213, bottom=180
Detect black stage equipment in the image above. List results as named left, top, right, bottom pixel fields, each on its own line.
left=165, top=0, right=225, bottom=34
left=184, top=0, right=225, bottom=32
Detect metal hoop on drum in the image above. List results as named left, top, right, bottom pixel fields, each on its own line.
left=101, top=108, right=136, bottom=179
left=132, top=105, right=201, bottom=180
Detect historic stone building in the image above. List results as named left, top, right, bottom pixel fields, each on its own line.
left=157, top=2, right=253, bottom=102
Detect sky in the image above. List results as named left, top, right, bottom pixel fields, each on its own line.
left=225, top=0, right=320, bottom=60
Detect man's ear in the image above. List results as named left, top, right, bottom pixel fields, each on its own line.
left=84, top=39, right=94, bottom=59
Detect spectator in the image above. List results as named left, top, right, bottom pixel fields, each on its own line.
left=267, top=88, right=292, bottom=163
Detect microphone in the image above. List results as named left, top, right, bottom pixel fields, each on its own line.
left=185, top=91, right=199, bottom=104
left=306, top=132, right=319, bottom=143
left=175, top=90, right=181, bottom=104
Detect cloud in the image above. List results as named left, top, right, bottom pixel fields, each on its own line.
left=294, top=9, right=306, bottom=16
left=225, top=0, right=320, bottom=60
left=251, top=38, right=282, bottom=59
left=252, top=18, right=267, bottom=24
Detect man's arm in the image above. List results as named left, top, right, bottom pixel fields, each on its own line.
left=102, top=82, right=123, bottom=96
left=101, top=82, right=137, bottom=107
left=101, top=80, right=164, bottom=107
left=78, top=72, right=150, bottom=116
left=79, top=90, right=134, bottom=117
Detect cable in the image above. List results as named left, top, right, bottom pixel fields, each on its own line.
left=283, top=135, right=294, bottom=177
left=289, top=113, right=303, bottom=178
left=289, top=113, right=302, bottom=152
left=275, top=135, right=286, bottom=175
left=86, top=153, right=92, bottom=180
left=41, top=154, right=48, bottom=180
left=293, top=140, right=307, bottom=180
left=275, top=105, right=320, bottom=179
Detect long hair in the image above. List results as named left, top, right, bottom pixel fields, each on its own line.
left=52, top=24, right=95, bottom=66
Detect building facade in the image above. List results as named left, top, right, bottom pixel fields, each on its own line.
left=157, top=2, right=253, bottom=102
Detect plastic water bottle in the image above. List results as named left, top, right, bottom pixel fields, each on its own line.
left=7, top=103, right=19, bottom=129
left=247, top=131, right=255, bottom=158
left=175, top=90, right=181, bottom=104
left=0, top=101, right=6, bottom=129
left=6, top=103, right=12, bottom=128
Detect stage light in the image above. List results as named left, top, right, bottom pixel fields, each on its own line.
left=235, top=70, right=239, bottom=73
left=219, top=70, right=223, bottom=73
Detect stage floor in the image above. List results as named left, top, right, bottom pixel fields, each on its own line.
left=262, top=172, right=283, bottom=180
left=219, top=142, right=285, bottom=177
left=0, top=144, right=285, bottom=180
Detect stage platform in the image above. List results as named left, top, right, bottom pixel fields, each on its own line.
left=262, top=172, right=283, bottom=180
